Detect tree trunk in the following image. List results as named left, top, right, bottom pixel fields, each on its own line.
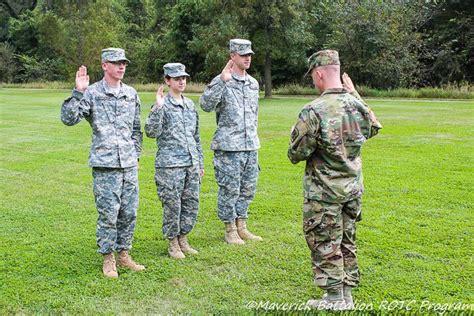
left=264, top=50, right=272, bottom=98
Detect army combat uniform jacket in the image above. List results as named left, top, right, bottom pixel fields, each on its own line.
left=200, top=73, right=260, bottom=151
left=288, top=88, right=382, bottom=203
left=145, top=94, right=203, bottom=169
left=61, top=79, right=143, bottom=168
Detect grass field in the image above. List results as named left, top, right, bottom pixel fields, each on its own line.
left=1, top=88, right=473, bottom=314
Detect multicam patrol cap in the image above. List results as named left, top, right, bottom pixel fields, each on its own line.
left=163, top=63, right=190, bottom=77
left=305, top=49, right=340, bottom=76
left=101, top=48, right=130, bottom=63
left=229, top=39, right=254, bottom=55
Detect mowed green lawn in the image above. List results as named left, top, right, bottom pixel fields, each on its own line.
left=1, top=88, right=473, bottom=314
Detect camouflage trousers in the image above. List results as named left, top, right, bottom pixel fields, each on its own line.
left=213, top=150, right=259, bottom=223
left=303, top=197, right=361, bottom=290
left=155, top=164, right=200, bottom=239
left=92, top=166, right=139, bottom=254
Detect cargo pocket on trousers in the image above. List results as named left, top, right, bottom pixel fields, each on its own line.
left=214, top=166, right=239, bottom=193
left=155, top=169, right=176, bottom=200
left=303, top=201, right=324, bottom=249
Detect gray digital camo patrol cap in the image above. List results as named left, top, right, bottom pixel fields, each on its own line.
left=101, top=48, right=130, bottom=63
left=229, top=39, right=254, bottom=55
left=163, top=63, right=190, bottom=77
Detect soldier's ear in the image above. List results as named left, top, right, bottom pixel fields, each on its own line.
left=315, top=70, right=323, bottom=81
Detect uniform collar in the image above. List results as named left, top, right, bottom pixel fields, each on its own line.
left=231, top=72, right=248, bottom=82
left=101, top=79, right=125, bottom=98
left=166, top=93, right=187, bottom=109
left=321, top=88, right=347, bottom=96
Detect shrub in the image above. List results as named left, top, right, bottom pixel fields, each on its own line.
left=0, top=42, right=19, bottom=83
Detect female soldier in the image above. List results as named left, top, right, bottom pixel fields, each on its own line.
left=145, top=63, right=204, bottom=259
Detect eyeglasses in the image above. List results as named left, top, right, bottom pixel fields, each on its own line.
left=107, top=60, right=129, bottom=66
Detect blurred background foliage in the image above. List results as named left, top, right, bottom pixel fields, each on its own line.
left=0, top=0, right=472, bottom=96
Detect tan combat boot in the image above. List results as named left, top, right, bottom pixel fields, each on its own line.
left=343, top=285, right=355, bottom=309
left=117, top=250, right=145, bottom=271
left=307, top=288, right=350, bottom=311
left=102, top=253, right=118, bottom=278
left=168, top=237, right=185, bottom=259
left=236, top=218, right=263, bottom=241
left=224, top=222, right=245, bottom=245
left=178, top=235, right=198, bottom=254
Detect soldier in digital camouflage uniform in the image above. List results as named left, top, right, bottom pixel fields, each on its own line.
left=288, top=50, right=382, bottom=310
left=61, top=48, right=145, bottom=278
left=145, top=63, right=204, bottom=259
left=200, top=39, right=263, bottom=245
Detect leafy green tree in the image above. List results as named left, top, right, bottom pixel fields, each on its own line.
left=119, top=0, right=156, bottom=83
left=1, top=0, right=471, bottom=88
left=158, top=0, right=313, bottom=97
left=59, top=0, right=126, bottom=81
left=306, top=1, right=427, bottom=89
left=7, top=10, right=39, bottom=55
left=235, top=0, right=314, bottom=96
left=0, top=0, right=37, bottom=19
left=16, top=54, right=67, bottom=82
left=0, top=42, right=18, bottom=82
left=419, top=0, right=474, bottom=85
left=36, top=11, right=66, bottom=60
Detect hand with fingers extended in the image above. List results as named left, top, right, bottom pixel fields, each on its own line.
left=75, top=65, right=90, bottom=92
left=342, top=72, right=355, bottom=93
left=220, top=60, right=234, bottom=82
left=151, top=85, right=165, bottom=111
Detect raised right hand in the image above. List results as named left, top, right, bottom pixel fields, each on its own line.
left=220, top=60, right=234, bottom=82
left=152, top=85, right=165, bottom=111
left=75, top=65, right=89, bottom=92
left=342, top=72, right=355, bottom=93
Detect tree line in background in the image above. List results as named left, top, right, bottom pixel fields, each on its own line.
left=0, top=0, right=472, bottom=96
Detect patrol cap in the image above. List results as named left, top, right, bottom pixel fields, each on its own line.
left=305, top=49, right=340, bottom=76
left=101, top=48, right=130, bottom=63
left=163, top=63, right=189, bottom=78
left=229, top=39, right=254, bottom=55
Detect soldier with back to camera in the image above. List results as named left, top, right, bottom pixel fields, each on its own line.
left=288, top=50, right=382, bottom=310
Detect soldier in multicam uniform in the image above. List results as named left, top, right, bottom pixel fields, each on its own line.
left=61, top=48, right=145, bottom=278
left=200, top=39, right=263, bottom=245
left=288, top=50, right=382, bottom=310
left=145, top=63, right=204, bottom=259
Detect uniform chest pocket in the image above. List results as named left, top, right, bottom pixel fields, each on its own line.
left=245, top=84, right=259, bottom=111
left=183, top=111, right=197, bottom=131
left=165, top=111, right=184, bottom=127
left=118, top=98, right=136, bottom=128
left=95, top=98, right=117, bottom=124
left=225, top=82, right=243, bottom=106
left=118, top=98, right=135, bottom=113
